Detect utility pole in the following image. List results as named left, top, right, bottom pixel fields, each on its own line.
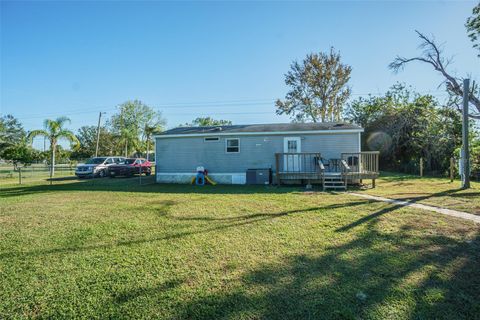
left=461, top=79, right=470, bottom=189
left=419, top=157, right=423, bottom=177
left=95, top=112, right=105, bottom=158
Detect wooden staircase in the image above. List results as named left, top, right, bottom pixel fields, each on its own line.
left=323, top=173, right=346, bottom=191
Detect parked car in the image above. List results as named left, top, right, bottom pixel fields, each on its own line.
left=75, top=157, right=126, bottom=178
left=108, top=158, right=152, bottom=177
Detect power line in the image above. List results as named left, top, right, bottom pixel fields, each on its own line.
left=163, top=111, right=274, bottom=116
left=11, top=105, right=116, bottom=119
left=10, top=99, right=278, bottom=120
left=157, top=98, right=275, bottom=106
left=159, top=102, right=275, bottom=108
left=13, top=106, right=277, bottom=120
left=7, top=91, right=452, bottom=121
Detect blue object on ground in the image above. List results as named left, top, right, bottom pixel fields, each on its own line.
left=196, top=172, right=205, bottom=185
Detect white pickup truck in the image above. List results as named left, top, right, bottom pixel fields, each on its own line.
left=75, top=157, right=126, bottom=178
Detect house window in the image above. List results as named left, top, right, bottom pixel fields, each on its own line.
left=287, top=140, right=298, bottom=153
left=226, top=138, right=240, bottom=153
left=204, top=137, right=219, bottom=142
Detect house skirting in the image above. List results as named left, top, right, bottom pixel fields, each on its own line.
left=156, top=173, right=247, bottom=185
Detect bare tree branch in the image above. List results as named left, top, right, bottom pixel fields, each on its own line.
left=452, top=101, right=480, bottom=119
left=389, top=31, right=480, bottom=118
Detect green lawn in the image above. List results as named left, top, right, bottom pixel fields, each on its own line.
left=1, top=177, right=479, bottom=319
left=355, top=172, right=480, bottom=215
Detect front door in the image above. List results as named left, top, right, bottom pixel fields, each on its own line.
left=283, top=137, right=301, bottom=172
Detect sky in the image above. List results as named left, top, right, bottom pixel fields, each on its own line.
left=1, top=0, right=478, bottom=149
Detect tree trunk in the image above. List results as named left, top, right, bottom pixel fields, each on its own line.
left=125, top=140, right=128, bottom=158
left=51, top=142, right=56, bottom=178
left=146, top=138, right=150, bottom=161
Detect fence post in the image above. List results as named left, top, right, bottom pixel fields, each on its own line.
left=139, top=164, right=142, bottom=185
left=275, top=153, right=281, bottom=186
left=420, top=157, right=423, bottom=177
left=18, top=168, right=22, bottom=185
left=450, top=157, right=454, bottom=182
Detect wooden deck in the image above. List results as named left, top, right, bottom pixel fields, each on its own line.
left=275, top=152, right=380, bottom=189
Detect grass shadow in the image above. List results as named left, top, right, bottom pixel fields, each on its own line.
left=46, top=176, right=78, bottom=181
left=0, top=177, right=304, bottom=198
left=0, top=199, right=374, bottom=260
left=172, top=223, right=480, bottom=319
left=172, top=200, right=371, bottom=222
left=335, top=202, right=405, bottom=232
left=112, top=279, right=183, bottom=304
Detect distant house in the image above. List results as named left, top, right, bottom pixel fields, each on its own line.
left=154, top=122, right=379, bottom=188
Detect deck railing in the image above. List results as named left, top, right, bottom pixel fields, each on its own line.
left=275, top=152, right=322, bottom=182
left=341, top=151, right=380, bottom=182
left=340, top=159, right=351, bottom=186
left=274, top=151, right=380, bottom=186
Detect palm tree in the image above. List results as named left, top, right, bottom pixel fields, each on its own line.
left=118, top=128, right=138, bottom=157
left=27, top=117, right=79, bottom=177
left=144, top=125, right=161, bottom=161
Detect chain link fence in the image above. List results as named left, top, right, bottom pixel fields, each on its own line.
left=0, top=162, right=156, bottom=186
left=0, top=164, right=74, bottom=183
left=382, top=157, right=480, bottom=181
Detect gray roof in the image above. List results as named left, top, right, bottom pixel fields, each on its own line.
left=158, top=122, right=362, bottom=135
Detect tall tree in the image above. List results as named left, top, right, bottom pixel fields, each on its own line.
left=71, top=125, right=117, bottom=159
left=1, top=139, right=41, bottom=170
left=466, top=2, right=480, bottom=57
left=389, top=31, right=480, bottom=119
left=0, top=114, right=26, bottom=154
left=0, top=115, right=42, bottom=169
left=27, top=117, right=79, bottom=177
left=118, top=128, right=138, bottom=157
left=110, top=100, right=166, bottom=156
left=183, top=117, right=232, bottom=127
left=346, top=84, right=469, bottom=174
left=276, top=48, right=352, bottom=122
left=143, top=124, right=163, bottom=161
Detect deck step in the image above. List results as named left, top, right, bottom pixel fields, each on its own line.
left=323, top=174, right=346, bottom=191
left=323, top=186, right=346, bottom=190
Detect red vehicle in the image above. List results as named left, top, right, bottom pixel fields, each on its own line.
left=109, top=158, right=152, bottom=177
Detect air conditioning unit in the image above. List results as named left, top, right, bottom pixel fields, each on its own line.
left=246, top=168, right=271, bottom=185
